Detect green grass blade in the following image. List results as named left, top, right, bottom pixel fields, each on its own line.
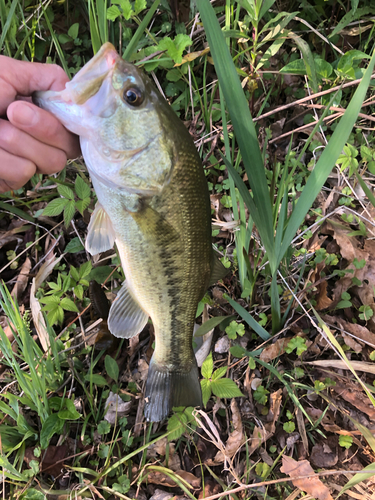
left=0, top=0, right=18, bottom=54
left=96, top=0, right=108, bottom=44
left=278, top=49, right=375, bottom=264
left=88, top=0, right=102, bottom=54
left=198, top=0, right=275, bottom=271
left=123, top=0, right=160, bottom=61
left=225, top=294, right=271, bottom=340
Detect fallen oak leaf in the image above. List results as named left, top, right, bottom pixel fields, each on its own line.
left=280, top=456, right=333, bottom=500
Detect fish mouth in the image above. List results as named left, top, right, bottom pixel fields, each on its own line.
left=32, top=43, right=121, bottom=135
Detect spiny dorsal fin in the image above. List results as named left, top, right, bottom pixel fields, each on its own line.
left=85, top=202, right=116, bottom=255
left=108, top=281, right=149, bottom=338
left=209, top=254, right=229, bottom=286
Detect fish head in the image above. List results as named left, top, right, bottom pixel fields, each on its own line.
left=33, top=43, right=177, bottom=194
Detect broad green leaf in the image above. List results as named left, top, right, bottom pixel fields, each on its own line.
left=105, top=355, right=119, bottom=382
left=65, top=237, right=84, bottom=253
left=60, top=297, right=79, bottom=312
left=80, top=261, right=92, bottom=279
left=84, top=373, right=108, bottom=387
left=57, top=184, right=75, bottom=200
left=68, top=23, right=79, bottom=39
left=201, top=378, right=211, bottom=406
left=40, top=414, right=64, bottom=449
left=58, top=399, right=81, bottom=420
left=167, top=411, right=188, bottom=441
left=201, top=352, right=214, bottom=379
left=19, top=488, right=46, bottom=500
left=280, top=58, right=308, bottom=75
left=107, top=5, right=121, bottom=21
left=63, top=200, right=76, bottom=227
left=211, top=378, right=244, bottom=399
left=75, top=175, right=91, bottom=200
left=42, top=198, right=68, bottom=217
left=212, top=366, right=227, bottom=380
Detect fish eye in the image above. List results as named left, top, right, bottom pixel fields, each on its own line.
left=123, top=87, right=144, bottom=106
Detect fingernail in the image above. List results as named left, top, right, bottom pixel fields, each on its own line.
left=11, top=103, right=38, bottom=127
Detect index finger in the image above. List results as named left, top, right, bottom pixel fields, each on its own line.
left=0, top=56, right=69, bottom=115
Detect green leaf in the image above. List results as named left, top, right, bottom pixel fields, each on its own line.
left=283, top=421, right=295, bottom=433
left=79, top=261, right=92, bottom=279
left=229, top=345, right=247, bottom=358
left=84, top=373, right=108, bottom=387
left=40, top=414, right=64, bottom=449
left=60, top=297, right=79, bottom=312
left=339, top=434, right=353, bottom=449
left=57, top=184, right=75, bottom=200
left=98, top=420, right=111, bottom=435
left=63, top=200, right=76, bottom=227
left=225, top=320, right=245, bottom=340
left=212, top=366, right=227, bottom=380
left=75, top=175, right=91, bottom=200
left=134, top=0, right=147, bottom=14
left=107, top=5, right=121, bottom=21
left=280, top=58, right=306, bottom=75
left=42, top=198, right=68, bottom=217
left=65, top=237, right=84, bottom=253
left=19, top=489, right=46, bottom=500
left=58, top=399, right=81, bottom=420
left=225, top=295, right=271, bottom=340
left=194, top=315, right=233, bottom=337
left=337, top=300, right=352, bottom=309
left=285, top=337, right=307, bottom=356
left=105, top=355, right=119, bottom=383
left=211, top=378, right=244, bottom=399
left=39, top=295, right=60, bottom=306
left=75, top=198, right=91, bottom=215
left=68, top=23, right=79, bottom=39
left=74, top=285, right=84, bottom=300
left=253, top=385, right=269, bottom=405
left=201, top=378, right=212, bottom=406
left=158, top=34, right=192, bottom=64
left=201, top=352, right=214, bottom=379
left=167, top=411, right=188, bottom=441
left=86, top=266, right=120, bottom=284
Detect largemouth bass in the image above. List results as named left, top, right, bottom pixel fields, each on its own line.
left=34, top=43, right=225, bottom=422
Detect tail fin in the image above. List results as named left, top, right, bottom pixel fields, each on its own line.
left=144, top=357, right=202, bottom=422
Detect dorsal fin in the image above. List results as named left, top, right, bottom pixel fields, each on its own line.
left=209, top=254, right=229, bottom=286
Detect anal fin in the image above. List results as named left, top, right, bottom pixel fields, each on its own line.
left=85, top=202, right=116, bottom=255
left=108, top=281, right=148, bottom=338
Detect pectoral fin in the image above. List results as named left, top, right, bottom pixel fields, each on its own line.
left=108, top=281, right=149, bottom=338
left=209, top=254, right=229, bottom=286
left=85, top=203, right=116, bottom=255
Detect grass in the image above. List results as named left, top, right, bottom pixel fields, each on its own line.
left=1, top=0, right=375, bottom=498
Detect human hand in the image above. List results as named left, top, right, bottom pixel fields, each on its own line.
left=0, top=57, right=81, bottom=193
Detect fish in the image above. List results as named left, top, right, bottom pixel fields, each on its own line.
left=33, top=43, right=226, bottom=422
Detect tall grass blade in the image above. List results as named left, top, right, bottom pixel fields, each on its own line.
left=0, top=0, right=18, bottom=55
left=198, top=0, right=275, bottom=271
left=278, top=49, right=375, bottom=263
left=124, top=0, right=160, bottom=61
left=225, top=295, right=271, bottom=340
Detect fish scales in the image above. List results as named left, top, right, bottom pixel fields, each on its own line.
left=33, top=43, right=225, bottom=422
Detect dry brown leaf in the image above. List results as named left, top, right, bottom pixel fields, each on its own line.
left=30, top=253, right=65, bottom=351
left=280, top=456, right=333, bottom=500
left=342, top=332, right=362, bottom=353
left=316, top=281, right=333, bottom=311
left=310, top=436, right=338, bottom=468
left=209, top=399, right=245, bottom=464
left=0, top=228, right=22, bottom=249
left=174, top=470, right=201, bottom=488
left=11, top=257, right=31, bottom=300
left=260, top=337, right=292, bottom=362
left=333, top=382, right=375, bottom=420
